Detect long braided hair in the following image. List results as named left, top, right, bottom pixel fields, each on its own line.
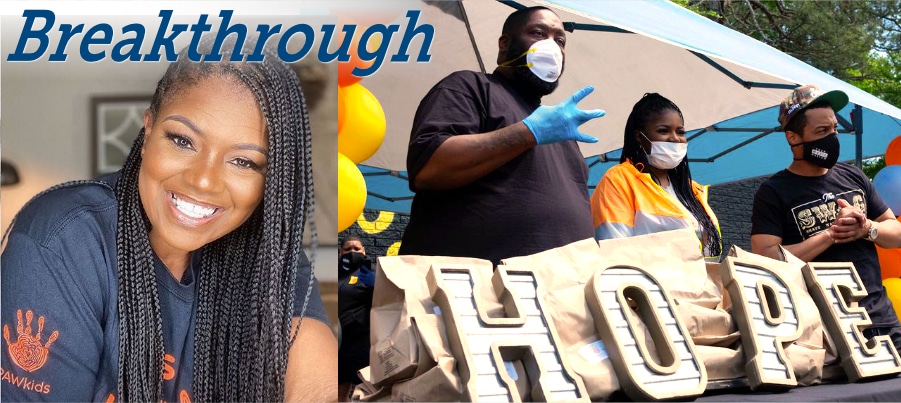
left=114, top=36, right=315, bottom=401
left=620, top=93, right=721, bottom=257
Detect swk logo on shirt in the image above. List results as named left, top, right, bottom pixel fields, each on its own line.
left=2, top=309, right=57, bottom=394
left=3, top=309, right=58, bottom=373
left=791, top=190, right=867, bottom=239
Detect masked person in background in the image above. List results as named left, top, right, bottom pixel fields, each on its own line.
left=751, top=84, right=901, bottom=353
left=399, top=6, right=606, bottom=265
left=591, top=93, right=722, bottom=260
left=337, top=235, right=375, bottom=401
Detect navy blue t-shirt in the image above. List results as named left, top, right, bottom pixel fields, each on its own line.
left=1, top=176, right=328, bottom=401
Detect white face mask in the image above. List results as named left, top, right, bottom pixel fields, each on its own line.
left=501, top=38, right=564, bottom=83
left=640, top=131, right=688, bottom=170
left=526, top=38, right=563, bottom=82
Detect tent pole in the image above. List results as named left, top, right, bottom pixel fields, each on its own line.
left=460, top=1, right=486, bottom=74
left=854, top=103, right=863, bottom=168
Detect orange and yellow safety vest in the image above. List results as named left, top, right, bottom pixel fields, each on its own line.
left=590, top=161, right=721, bottom=259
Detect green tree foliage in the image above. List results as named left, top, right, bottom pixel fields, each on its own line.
left=872, top=1, right=901, bottom=53
left=689, top=1, right=901, bottom=108
left=683, top=1, right=901, bottom=171
left=863, top=156, right=887, bottom=179
left=671, top=0, right=721, bottom=19
left=692, top=1, right=879, bottom=80
left=846, top=52, right=901, bottom=111
left=858, top=1, right=901, bottom=108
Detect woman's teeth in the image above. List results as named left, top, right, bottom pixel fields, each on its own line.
left=172, top=194, right=217, bottom=218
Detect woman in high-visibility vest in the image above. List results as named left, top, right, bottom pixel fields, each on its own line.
left=591, top=93, right=722, bottom=260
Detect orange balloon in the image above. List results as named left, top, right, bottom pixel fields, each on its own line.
left=879, top=246, right=901, bottom=279
left=337, top=31, right=381, bottom=87
left=885, top=278, right=901, bottom=321
left=338, top=85, right=346, bottom=134
left=887, top=135, right=901, bottom=166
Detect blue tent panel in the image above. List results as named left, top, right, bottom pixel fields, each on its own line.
left=679, top=105, right=901, bottom=185
left=360, top=165, right=413, bottom=212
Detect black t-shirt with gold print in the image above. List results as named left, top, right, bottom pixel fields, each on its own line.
left=752, top=162, right=896, bottom=326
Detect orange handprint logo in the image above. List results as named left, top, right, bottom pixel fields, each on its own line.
left=3, top=309, right=59, bottom=372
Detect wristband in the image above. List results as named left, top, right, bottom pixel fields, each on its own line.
left=825, top=229, right=835, bottom=244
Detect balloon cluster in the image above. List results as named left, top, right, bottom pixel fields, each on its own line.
left=337, top=32, right=387, bottom=232
left=877, top=136, right=901, bottom=307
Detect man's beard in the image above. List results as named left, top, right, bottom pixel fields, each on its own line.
left=501, top=39, right=561, bottom=98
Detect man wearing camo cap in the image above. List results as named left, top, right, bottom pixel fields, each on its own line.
left=750, top=84, right=901, bottom=354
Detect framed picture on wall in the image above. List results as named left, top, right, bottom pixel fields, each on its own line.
left=92, top=95, right=152, bottom=177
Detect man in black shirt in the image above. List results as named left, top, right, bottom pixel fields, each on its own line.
left=400, top=6, right=606, bottom=265
left=751, top=84, right=901, bottom=353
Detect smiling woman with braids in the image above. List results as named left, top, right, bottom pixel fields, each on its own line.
left=1, top=37, right=337, bottom=402
left=591, top=93, right=722, bottom=260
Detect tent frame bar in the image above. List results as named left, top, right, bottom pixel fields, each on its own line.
left=459, top=2, right=487, bottom=74
left=565, top=22, right=632, bottom=34
left=690, top=51, right=797, bottom=90
left=854, top=104, right=864, bottom=167
left=688, top=129, right=777, bottom=163
left=686, top=126, right=855, bottom=163
left=367, top=191, right=414, bottom=202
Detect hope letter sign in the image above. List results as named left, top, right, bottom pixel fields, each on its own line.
left=802, top=262, right=901, bottom=381
left=428, top=265, right=589, bottom=402
left=425, top=257, right=901, bottom=401
left=585, top=265, right=707, bottom=401
left=721, top=257, right=802, bottom=390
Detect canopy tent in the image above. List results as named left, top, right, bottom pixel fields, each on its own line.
left=586, top=104, right=901, bottom=190
left=359, top=0, right=901, bottom=213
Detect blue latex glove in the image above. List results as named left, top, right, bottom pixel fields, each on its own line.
left=357, top=264, right=376, bottom=287
left=522, top=86, right=606, bottom=145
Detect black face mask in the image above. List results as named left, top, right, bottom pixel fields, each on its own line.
left=339, top=252, right=368, bottom=277
left=792, top=132, right=839, bottom=169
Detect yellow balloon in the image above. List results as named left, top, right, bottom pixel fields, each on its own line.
left=338, top=152, right=367, bottom=232
left=337, top=83, right=386, bottom=164
left=884, top=278, right=901, bottom=321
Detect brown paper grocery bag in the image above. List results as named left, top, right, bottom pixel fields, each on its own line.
left=369, top=255, right=491, bottom=400
left=501, top=238, right=621, bottom=400
left=776, top=247, right=840, bottom=371
left=355, top=366, right=391, bottom=402
left=389, top=355, right=460, bottom=402
left=727, top=245, right=826, bottom=386
left=592, top=229, right=743, bottom=381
